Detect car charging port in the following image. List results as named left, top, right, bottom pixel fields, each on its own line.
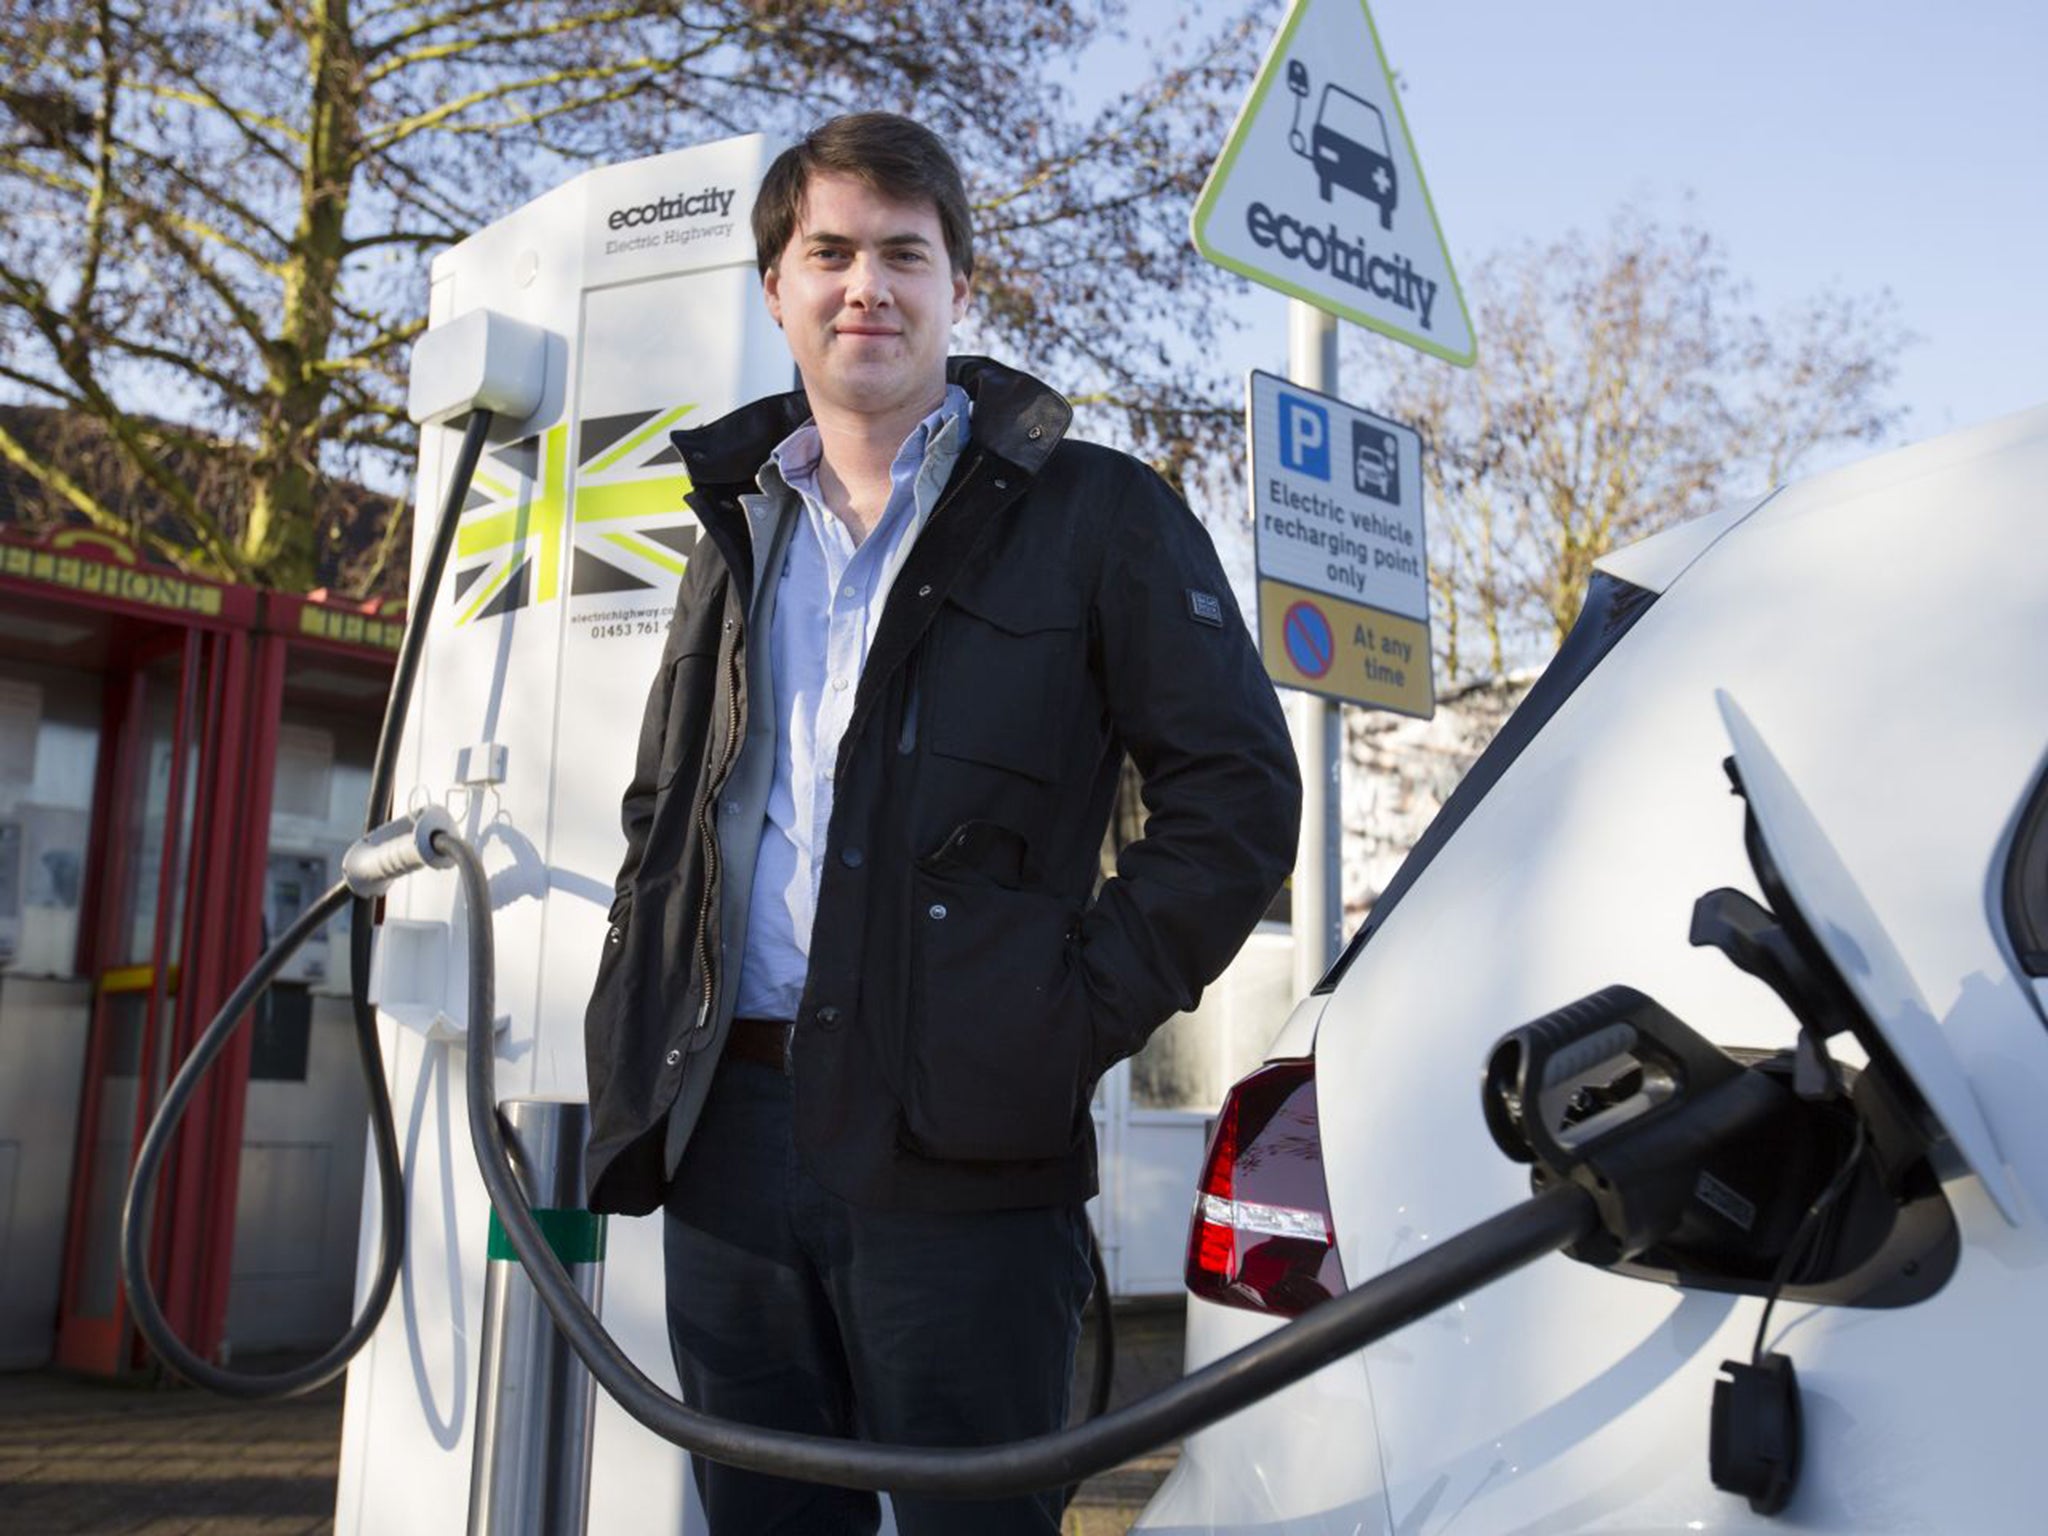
left=1483, top=748, right=1969, bottom=1516
left=1483, top=986, right=1841, bottom=1518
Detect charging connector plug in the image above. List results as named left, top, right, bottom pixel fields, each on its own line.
left=343, top=808, right=459, bottom=898
left=1483, top=986, right=1792, bottom=1266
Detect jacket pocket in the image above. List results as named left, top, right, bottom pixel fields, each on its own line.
left=902, top=862, right=1090, bottom=1162
left=583, top=874, right=675, bottom=1123
left=654, top=641, right=721, bottom=791
left=583, top=890, right=639, bottom=1115
left=926, top=581, right=1080, bottom=784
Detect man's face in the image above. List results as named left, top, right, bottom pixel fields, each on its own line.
left=763, top=171, right=969, bottom=427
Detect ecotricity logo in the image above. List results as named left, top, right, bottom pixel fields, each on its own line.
left=1244, top=56, right=1439, bottom=332
left=602, top=185, right=738, bottom=256
left=449, top=406, right=698, bottom=626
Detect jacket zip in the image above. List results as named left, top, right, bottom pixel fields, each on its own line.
left=897, top=649, right=922, bottom=754
left=689, top=629, right=746, bottom=1036
left=931, top=451, right=985, bottom=526
left=891, top=453, right=988, bottom=763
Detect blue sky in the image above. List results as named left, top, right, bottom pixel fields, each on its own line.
left=1196, top=0, right=2045, bottom=446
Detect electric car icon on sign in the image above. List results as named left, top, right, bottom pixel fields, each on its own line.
left=1352, top=421, right=1398, bottom=502
left=1286, top=59, right=1397, bottom=229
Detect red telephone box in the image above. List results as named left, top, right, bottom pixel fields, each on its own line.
left=0, top=528, right=396, bottom=1376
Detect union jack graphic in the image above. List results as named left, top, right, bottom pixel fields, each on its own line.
left=449, top=406, right=696, bottom=626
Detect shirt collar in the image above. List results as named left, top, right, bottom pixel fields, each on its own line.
left=765, top=384, right=971, bottom=492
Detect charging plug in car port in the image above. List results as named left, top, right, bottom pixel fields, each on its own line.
left=1485, top=985, right=1800, bottom=1270
left=1484, top=984, right=1955, bottom=1306
left=1482, top=986, right=1947, bottom=1517
left=1483, top=815, right=1964, bottom=1524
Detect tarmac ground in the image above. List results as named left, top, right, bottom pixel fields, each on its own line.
left=0, top=1301, right=1186, bottom=1536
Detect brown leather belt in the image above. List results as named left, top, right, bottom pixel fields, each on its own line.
left=725, top=1016, right=794, bottom=1072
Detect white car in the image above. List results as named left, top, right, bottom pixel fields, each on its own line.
left=1138, top=404, right=2048, bottom=1534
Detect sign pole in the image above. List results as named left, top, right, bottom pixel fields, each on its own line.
left=1196, top=0, right=1458, bottom=995
left=1288, top=298, right=1346, bottom=993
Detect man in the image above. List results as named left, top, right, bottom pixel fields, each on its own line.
left=583, top=113, right=1300, bottom=1533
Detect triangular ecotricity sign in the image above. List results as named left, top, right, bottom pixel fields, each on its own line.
left=1192, top=0, right=1475, bottom=364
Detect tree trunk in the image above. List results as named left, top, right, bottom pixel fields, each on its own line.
left=246, top=0, right=361, bottom=589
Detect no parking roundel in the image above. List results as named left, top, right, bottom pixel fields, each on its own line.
left=1282, top=600, right=1336, bottom=678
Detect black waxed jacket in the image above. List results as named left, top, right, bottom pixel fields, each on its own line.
left=582, top=357, right=1300, bottom=1216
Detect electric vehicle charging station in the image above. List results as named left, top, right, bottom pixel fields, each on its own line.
left=331, top=133, right=790, bottom=1536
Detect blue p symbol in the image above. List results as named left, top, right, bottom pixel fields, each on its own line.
left=1279, top=394, right=1330, bottom=480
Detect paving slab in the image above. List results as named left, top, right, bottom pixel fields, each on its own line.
left=0, top=1300, right=1186, bottom=1535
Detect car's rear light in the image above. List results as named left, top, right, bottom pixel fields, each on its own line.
left=1185, top=1058, right=1346, bottom=1316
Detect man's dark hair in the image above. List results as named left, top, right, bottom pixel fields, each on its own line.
left=752, top=113, right=974, bottom=279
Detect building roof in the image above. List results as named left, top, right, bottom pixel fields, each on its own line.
left=0, top=404, right=408, bottom=600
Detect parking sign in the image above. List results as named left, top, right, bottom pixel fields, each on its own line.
left=1279, top=393, right=1330, bottom=478
left=1248, top=369, right=1433, bottom=716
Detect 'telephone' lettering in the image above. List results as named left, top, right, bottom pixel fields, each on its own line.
left=1244, top=202, right=1438, bottom=330
left=606, top=186, right=737, bottom=231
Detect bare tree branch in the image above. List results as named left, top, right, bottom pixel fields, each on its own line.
left=1350, top=207, right=1911, bottom=679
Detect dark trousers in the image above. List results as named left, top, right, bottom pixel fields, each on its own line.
left=662, top=1059, right=1094, bottom=1535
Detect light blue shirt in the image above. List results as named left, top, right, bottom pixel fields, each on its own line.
left=732, top=386, right=971, bottom=1019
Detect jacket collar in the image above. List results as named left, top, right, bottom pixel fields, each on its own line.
left=670, top=355, right=1074, bottom=493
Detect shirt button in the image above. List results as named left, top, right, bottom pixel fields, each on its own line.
left=831, top=677, right=849, bottom=692
left=665, top=1048, right=682, bottom=1066
left=841, top=583, right=856, bottom=598
left=724, top=800, right=739, bottom=814
left=841, top=847, right=864, bottom=868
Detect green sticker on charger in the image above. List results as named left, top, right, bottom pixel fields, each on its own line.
left=488, top=1206, right=608, bottom=1265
